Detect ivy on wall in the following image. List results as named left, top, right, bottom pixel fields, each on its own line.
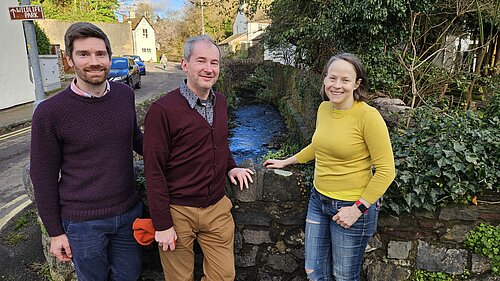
left=386, top=104, right=499, bottom=214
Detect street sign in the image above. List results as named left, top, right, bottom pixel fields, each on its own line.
left=9, top=5, right=44, bottom=20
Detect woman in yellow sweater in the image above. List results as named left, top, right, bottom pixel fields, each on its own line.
left=264, top=53, right=395, bottom=281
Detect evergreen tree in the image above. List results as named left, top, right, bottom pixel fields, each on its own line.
left=34, top=22, right=51, bottom=55
left=32, top=0, right=118, bottom=22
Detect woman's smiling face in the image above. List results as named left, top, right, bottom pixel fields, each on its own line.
left=323, top=59, right=361, bottom=110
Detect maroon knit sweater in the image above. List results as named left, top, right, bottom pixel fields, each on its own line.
left=30, top=82, right=143, bottom=237
left=143, top=88, right=237, bottom=231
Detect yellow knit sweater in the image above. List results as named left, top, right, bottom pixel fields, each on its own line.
left=295, top=101, right=395, bottom=203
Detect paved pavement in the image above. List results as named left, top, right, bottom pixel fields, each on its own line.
left=0, top=75, right=73, bottom=133
left=0, top=103, right=34, bottom=131
left=0, top=78, right=72, bottom=132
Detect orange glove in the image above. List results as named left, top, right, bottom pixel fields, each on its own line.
left=132, top=218, right=155, bottom=246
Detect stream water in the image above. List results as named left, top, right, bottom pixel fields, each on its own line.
left=229, top=103, right=286, bottom=165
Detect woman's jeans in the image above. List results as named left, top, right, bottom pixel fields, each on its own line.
left=62, top=201, right=143, bottom=281
left=305, top=188, right=378, bottom=281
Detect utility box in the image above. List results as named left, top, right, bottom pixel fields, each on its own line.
left=39, top=55, right=61, bottom=92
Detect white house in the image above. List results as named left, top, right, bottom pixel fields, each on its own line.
left=130, top=16, right=157, bottom=62
left=232, top=9, right=271, bottom=47
left=0, top=0, right=35, bottom=109
left=220, top=9, right=271, bottom=57
left=220, top=7, right=295, bottom=65
left=264, top=43, right=296, bottom=66
left=246, top=16, right=271, bottom=43
left=434, top=35, right=476, bottom=71
left=233, top=10, right=247, bottom=35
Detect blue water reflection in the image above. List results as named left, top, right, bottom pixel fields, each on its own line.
left=229, top=103, right=286, bottom=165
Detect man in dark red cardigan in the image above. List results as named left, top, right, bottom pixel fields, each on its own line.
left=143, top=35, right=254, bottom=280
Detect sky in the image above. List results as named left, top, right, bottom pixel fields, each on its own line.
left=150, top=0, right=184, bottom=12
left=117, top=0, right=186, bottom=20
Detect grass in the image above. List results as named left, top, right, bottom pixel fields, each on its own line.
left=4, top=209, right=37, bottom=245
left=15, top=214, right=29, bottom=230
left=5, top=232, right=28, bottom=245
left=30, top=262, right=53, bottom=281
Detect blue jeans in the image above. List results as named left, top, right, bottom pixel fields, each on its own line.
left=62, top=202, right=143, bottom=281
left=305, top=188, right=378, bottom=281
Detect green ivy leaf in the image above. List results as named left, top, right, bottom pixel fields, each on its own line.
left=453, top=142, right=466, bottom=152
left=442, top=150, right=455, bottom=158
left=452, top=163, right=465, bottom=172
left=465, top=154, right=479, bottom=164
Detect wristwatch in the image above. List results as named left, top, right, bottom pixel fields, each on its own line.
left=355, top=200, right=369, bottom=214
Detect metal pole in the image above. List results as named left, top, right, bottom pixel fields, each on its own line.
left=201, top=0, right=205, bottom=35
left=21, top=0, right=45, bottom=110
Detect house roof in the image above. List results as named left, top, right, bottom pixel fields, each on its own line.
left=249, top=17, right=272, bottom=24
left=218, top=33, right=247, bottom=45
left=251, top=32, right=265, bottom=42
left=130, top=16, right=155, bottom=31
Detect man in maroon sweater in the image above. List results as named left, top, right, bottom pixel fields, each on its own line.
left=143, top=35, right=253, bottom=280
left=30, top=22, right=143, bottom=281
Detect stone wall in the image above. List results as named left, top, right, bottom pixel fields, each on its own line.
left=22, top=159, right=309, bottom=281
left=364, top=202, right=500, bottom=281
left=22, top=166, right=77, bottom=281
left=227, top=159, right=308, bottom=280
left=23, top=160, right=499, bottom=280
left=229, top=160, right=500, bottom=280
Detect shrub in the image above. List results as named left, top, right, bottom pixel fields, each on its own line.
left=412, top=269, right=453, bottom=281
left=34, top=22, right=51, bottom=55
left=385, top=106, right=499, bottom=214
left=135, top=172, right=148, bottom=209
left=258, top=143, right=300, bottom=163
left=465, top=223, right=500, bottom=275
left=484, top=89, right=500, bottom=119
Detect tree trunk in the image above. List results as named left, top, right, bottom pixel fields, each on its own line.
left=465, top=46, right=485, bottom=110
left=495, top=34, right=500, bottom=76
left=484, top=33, right=495, bottom=76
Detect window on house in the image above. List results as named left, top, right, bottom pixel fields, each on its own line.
left=142, top=48, right=147, bottom=53
left=143, top=29, right=148, bottom=38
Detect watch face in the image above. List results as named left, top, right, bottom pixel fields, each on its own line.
left=357, top=203, right=368, bottom=213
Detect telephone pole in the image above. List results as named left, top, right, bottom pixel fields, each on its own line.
left=201, top=0, right=205, bottom=34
